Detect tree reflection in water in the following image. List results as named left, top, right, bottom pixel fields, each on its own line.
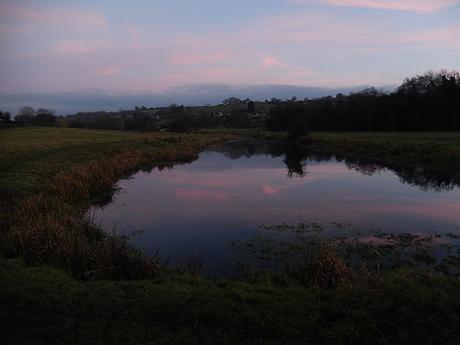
left=210, top=139, right=458, bottom=191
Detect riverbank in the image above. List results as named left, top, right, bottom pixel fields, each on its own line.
left=310, top=132, right=460, bottom=181
left=1, top=127, right=460, bottom=344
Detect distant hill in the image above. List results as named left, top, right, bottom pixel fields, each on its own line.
left=0, top=84, right=395, bottom=115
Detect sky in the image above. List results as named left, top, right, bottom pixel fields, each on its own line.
left=1, top=0, right=459, bottom=95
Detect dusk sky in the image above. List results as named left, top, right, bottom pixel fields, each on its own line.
left=1, top=0, right=459, bottom=94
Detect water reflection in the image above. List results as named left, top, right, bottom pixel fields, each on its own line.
left=210, top=139, right=458, bottom=191
left=92, top=139, right=460, bottom=274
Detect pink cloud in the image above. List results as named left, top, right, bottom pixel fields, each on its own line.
left=255, top=11, right=460, bottom=56
left=404, top=26, right=460, bottom=47
left=0, top=2, right=108, bottom=33
left=54, top=40, right=101, bottom=55
left=260, top=56, right=314, bottom=80
left=97, top=66, right=121, bottom=76
left=171, top=52, right=228, bottom=65
left=125, top=25, right=144, bottom=40
left=261, top=57, right=285, bottom=69
left=291, top=0, right=459, bottom=13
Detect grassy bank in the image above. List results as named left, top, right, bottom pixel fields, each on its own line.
left=309, top=132, right=460, bottom=184
left=1, top=128, right=460, bottom=344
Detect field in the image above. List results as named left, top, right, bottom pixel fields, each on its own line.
left=1, top=127, right=460, bottom=344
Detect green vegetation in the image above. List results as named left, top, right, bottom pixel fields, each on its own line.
left=2, top=259, right=460, bottom=345
left=1, top=127, right=460, bottom=344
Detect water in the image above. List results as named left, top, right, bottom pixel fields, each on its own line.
left=91, top=139, right=460, bottom=274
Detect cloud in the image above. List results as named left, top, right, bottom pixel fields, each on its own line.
left=255, top=11, right=460, bottom=50
left=170, top=52, right=228, bottom=65
left=54, top=40, right=107, bottom=55
left=0, top=2, right=108, bottom=33
left=406, top=26, right=460, bottom=47
left=96, top=66, right=121, bottom=76
left=291, top=0, right=459, bottom=13
left=261, top=57, right=314, bottom=79
left=262, top=57, right=285, bottom=69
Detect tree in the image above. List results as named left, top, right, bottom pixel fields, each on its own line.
left=170, top=114, right=195, bottom=132
left=247, top=101, right=255, bottom=113
left=17, top=106, right=35, bottom=117
left=222, top=97, right=242, bottom=105
left=267, top=102, right=309, bottom=140
left=284, top=142, right=308, bottom=177
left=15, top=106, right=35, bottom=124
left=0, top=111, right=11, bottom=122
left=34, top=108, right=57, bottom=126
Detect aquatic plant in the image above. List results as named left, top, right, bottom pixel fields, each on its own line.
left=233, top=222, right=460, bottom=286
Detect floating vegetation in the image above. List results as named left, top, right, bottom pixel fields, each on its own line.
left=233, top=222, right=460, bottom=286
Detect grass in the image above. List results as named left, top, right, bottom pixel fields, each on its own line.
left=1, top=127, right=460, bottom=344
left=1, top=259, right=460, bottom=345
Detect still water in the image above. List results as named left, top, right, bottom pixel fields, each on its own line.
left=92, top=140, right=460, bottom=273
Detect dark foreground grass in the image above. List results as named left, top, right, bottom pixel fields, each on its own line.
left=1, top=259, right=459, bottom=345
left=1, top=128, right=460, bottom=344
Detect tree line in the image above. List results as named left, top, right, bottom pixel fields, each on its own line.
left=60, top=100, right=268, bottom=132
left=9, top=106, right=58, bottom=127
left=0, top=111, right=13, bottom=128
left=267, top=70, right=460, bottom=135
